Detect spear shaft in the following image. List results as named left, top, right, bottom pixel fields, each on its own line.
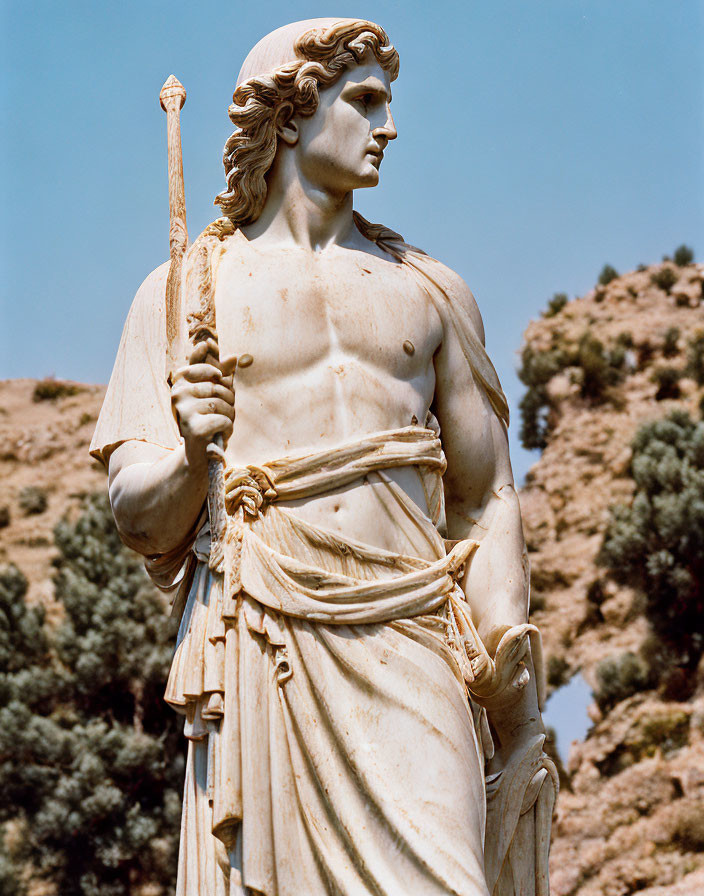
left=159, top=75, right=188, bottom=378
left=160, top=75, right=226, bottom=572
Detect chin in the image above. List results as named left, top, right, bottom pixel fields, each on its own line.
left=355, top=167, right=380, bottom=189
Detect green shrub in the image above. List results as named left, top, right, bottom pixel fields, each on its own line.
left=0, top=840, right=27, bottom=896
left=597, top=706, right=690, bottom=775
left=652, top=366, right=681, bottom=401
left=598, top=411, right=704, bottom=665
left=575, top=333, right=625, bottom=402
left=627, top=707, right=690, bottom=758
left=18, top=486, right=47, bottom=516
left=586, top=579, right=607, bottom=606
left=686, top=331, right=704, bottom=386
left=671, top=801, right=704, bottom=851
left=636, top=340, right=656, bottom=369
left=673, top=245, right=695, bottom=267
left=0, top=507, right=8, bottom=529
left=518, top=332, right=627, bottom=449
left=662, top=327, right=680, bottom=358
left=582, top=578, right=606, bottom=627
left=617, top=331, right=635, bottom=349
left=546, top=655, right=570, bottom=688
left=530, top=592, right=546, bottom=612
left=598, top=264, right=619, bottom=286
left=0, top=496, right=182, bottom=896
left=651, top=267, right=678, bottom=293
left=517, top=345, right=569, bottom=450
left=594, top=651, right=652, bottom=711
left=544, top=292, right=568, bottom=318
left=32, top=379, right=81, bottom=402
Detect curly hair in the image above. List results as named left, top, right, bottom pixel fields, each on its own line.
left=214, top=20, right=399, bottom=226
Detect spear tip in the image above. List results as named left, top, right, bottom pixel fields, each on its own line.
left=160, top=74, right=186, bottom=111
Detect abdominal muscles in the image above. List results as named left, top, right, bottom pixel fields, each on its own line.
left=224, top=350, right=438, bottom=555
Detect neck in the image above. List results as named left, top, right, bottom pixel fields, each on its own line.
left=241, top=152, right=356, bottom=252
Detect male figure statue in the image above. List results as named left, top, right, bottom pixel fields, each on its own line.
left=92, top=18, right=557, bottom=896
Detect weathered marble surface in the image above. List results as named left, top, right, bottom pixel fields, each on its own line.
left=92, top=17, right=556, bottom=895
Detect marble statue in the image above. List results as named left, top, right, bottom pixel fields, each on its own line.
left=91, top=18, right=557, bottom=896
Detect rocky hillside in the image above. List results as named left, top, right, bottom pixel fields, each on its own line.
left=1, top=254, right=703, bottom=895
left=0, top=379, right=106, bottom=620
left=519, top=258, right=704, bottom=895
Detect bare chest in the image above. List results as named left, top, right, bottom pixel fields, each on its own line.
left=213, top=243, right=442, bottom=384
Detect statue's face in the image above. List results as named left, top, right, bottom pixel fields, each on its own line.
left=292, top=58, right=396, bottom=196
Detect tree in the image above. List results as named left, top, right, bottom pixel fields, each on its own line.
left=598, top=264, right=618, bottom=286
left=517, top=345, right=567, bottom=450
left=599, top=411, right=704, bottom=667
left=0, top=494, right=184, bottom=895
left=673, top=245, right=694, bottom=266
left=518, top=334, right=626, bottom=451
left=544, top=292, right=568, bottom=318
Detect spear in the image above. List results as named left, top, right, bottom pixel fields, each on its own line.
left=160, top=75, right=227, bottom=572
left=159, top=75, right=188, bottom=379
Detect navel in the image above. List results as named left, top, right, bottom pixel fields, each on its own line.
left=403, top=340, right=415, bottom=356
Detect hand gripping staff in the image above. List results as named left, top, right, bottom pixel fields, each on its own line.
left=160, top=75, right=227, bottom=572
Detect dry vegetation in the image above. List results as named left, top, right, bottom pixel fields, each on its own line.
left=520, top=256, right=704, bottom=895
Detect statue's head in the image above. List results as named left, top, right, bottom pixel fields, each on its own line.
left=214, top=18, right=399, bottom=227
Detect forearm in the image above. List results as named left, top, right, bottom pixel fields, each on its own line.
left=108, top=441, right=208, bottom=556
left=484, top=653, right=544, bottom=759
left=107, top=338, right=235, bottom=556
left=449, top=483, right=530, bottom=652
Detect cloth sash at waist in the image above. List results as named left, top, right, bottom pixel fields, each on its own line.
left=165, top=426, right=478, bottom=731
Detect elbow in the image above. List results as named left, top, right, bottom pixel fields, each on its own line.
left=108, top=471, right=166, bottom=556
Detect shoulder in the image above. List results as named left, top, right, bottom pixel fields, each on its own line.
left=395, top=241, right=486, bottom=346
left=130, top=260, right=170, bottom=317
left=354, top=214, right=486, bottom=346
left=421, top=254, right=486, bottom=346
left=115, top=260, right=172, bottom=369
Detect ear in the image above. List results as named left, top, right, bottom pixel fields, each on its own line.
left=275, top=101, right=298, bottom=146
left=277, top=119, right=299, bottom=146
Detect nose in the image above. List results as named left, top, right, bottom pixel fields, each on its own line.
left=373, top=104, right=397, bottom=146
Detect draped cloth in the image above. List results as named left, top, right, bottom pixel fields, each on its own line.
left=90, top=216, right=556, bottom=896
left=169, top=427, right=493, bottom=896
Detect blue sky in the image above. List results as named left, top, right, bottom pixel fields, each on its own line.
left=2, top=0, right=703, bottom=488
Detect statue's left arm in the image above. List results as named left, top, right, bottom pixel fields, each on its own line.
left=431, top=265, right=557, bottom=894
left=431, top=272, right=542, bottom=760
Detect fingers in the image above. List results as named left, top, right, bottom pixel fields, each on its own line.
left=199, top=413, right=234, bottom=435
left=171, top=379, right=234, bottom=414
left=184, top=412, right=234, bottom=442
left=495, top=625, right=534, bottom=663
left=194, top=397, right=235, bottom=420
left=189, top=381, right=235, bottom=403
left=171, top=339, right=240, bottom=453
left=189, top=337, right=220, bottom=367
left=173, top=363, right=234, bottom=390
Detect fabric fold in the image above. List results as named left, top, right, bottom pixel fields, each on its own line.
left=90, top=215, right=526, bottom=896
left=162, top=426, right=491, bottom=896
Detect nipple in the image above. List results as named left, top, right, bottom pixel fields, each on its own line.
left=403, top=340, right=415, bottom=356
left=238, top=353, right=254, bottom=369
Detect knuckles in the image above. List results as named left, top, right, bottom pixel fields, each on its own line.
left=170, top=359, right=236, bottom=445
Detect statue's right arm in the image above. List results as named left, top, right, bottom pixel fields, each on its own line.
left=106, top=339, right=235, bottom=557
